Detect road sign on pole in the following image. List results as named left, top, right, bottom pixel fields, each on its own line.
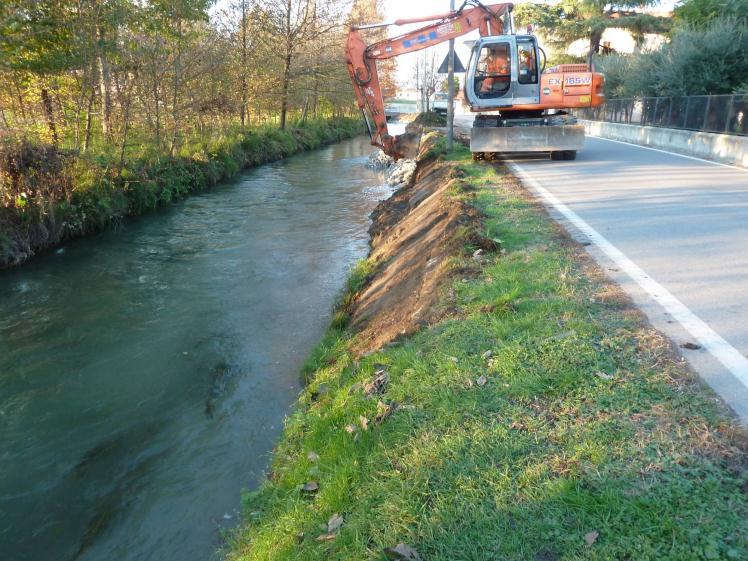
left=446, top=0, right=456, bottom=151
left=438, top=51, right=465, bottom=74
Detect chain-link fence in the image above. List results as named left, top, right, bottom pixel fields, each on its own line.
left=576, top=94, right=748, bottom=136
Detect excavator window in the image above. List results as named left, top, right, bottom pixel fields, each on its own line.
left=474, top=43, right=511, bottom=99
left=517, top=38, right=538, bottom=85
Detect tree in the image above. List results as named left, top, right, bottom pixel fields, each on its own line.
left=674, top=0, right=748, bottom=26
left=412, top=51, right=438, bottom=111
left=440, top=75, right=459, bottom=94
left=0, top=0, right=359, bottom=151
left=514, top=0, right=670, bottom=66
left=259, top=0, right=344, bottom=130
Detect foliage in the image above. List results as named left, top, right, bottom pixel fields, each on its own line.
left=595, top=18, right=748, bottom=96
left=674, top=0, right=748, bottom=26
left=439, top=75, right=460, bottom=94
left=515, top=0, right=670, bottom=65
left=226, top=146, right=748, bottom=561
left=0, top=0, right=378, bottom=151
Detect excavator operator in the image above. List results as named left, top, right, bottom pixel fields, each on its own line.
left=480, top=44, right=510, bottom=94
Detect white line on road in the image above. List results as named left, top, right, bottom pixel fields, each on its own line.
left=508, top=160, right=748, bottom=391
left=589, top=135, right=747, bottom=172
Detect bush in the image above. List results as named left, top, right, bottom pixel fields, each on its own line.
left=595, top=18, right=748, bottom=97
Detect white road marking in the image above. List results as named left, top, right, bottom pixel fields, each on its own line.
left=508, top=160, right=748, bottom=390
left=589, top=135, right=747, bottom=172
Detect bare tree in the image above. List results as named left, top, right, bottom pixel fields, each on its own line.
left=412, top=51, right=439, bottom=112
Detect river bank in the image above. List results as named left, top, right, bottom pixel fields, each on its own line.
left=227, top=132, right=748, bottom=560
left=0, top=118, right=362, bottom=268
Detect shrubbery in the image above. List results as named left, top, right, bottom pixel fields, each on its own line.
left=596, top=16, right=748, bottom=98
left=0, top=117, right=363, bottom=267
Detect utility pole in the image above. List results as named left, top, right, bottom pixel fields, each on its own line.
left=446, top=0, right=455, bottom=151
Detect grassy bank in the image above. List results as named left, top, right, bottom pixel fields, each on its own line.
left=0, top=118, right=362, bottom=268
left=227, top=138, right=748, bottom=561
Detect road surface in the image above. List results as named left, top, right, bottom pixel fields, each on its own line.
left=455, top=115, right=748, bottom=422
left=515, top=138, right=748, bottom=421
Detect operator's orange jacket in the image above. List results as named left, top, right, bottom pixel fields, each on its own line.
left=481, top=54, right=510, bottom=92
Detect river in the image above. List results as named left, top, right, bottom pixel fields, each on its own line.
left=0, top=136, right=389, bottom=561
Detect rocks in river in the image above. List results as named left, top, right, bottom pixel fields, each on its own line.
left=366, top=149, right=394, bottom=170
left=387, top=158, right=417, bottom=188
left=366, top=150, right=417, bottom=189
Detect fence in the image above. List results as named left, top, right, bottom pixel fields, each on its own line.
left=576, top=94, right=748, bottom=136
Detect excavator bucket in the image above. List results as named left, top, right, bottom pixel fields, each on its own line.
left=470, top=124, right=585, bottom=154
left=392, top=131, right=422, bottom=160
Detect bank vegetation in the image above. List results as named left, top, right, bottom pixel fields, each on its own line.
left=0, top=0, right=394, bottom=266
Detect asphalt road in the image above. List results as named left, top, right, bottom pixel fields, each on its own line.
left=454, top=114, right=748, bottom=422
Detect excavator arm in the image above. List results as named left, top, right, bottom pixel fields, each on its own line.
left=345, top=1, right=513, bottom=156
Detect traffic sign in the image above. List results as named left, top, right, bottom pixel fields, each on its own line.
left=437, top=52, right=465, bottom=74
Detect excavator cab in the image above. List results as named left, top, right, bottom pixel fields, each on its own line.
left=466, top=35, right=543, bottom=109
left=345, top=2, right=605, bottom=160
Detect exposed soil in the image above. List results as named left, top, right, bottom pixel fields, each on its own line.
left=349, top=134, right=495, bottom=355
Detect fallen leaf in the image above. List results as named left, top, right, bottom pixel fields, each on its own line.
left=359, top=415, right=369, bottom=431
left=307, top=451, right=320, bottom=462
left=476, top=375, right=488, bottom=386
left=585, top=531, right=599, bottom=546
left=449, top=356, right=459, bottom=363
left=481, top=350, right=493, bottom=360
left=384, top=543, right=422, bottom=560
left=345, top=424, right=357, bottom=434
left=327, top=513, right=344, bottom=533
left=594, top=370, right=613, bottom=380
left=364, top=370, right=390, bottom=396
left=316, top=533, right=336, bottom=541
left=374, top=400, right=398, bottom=424
left=301, top=481, right=319, bottom=494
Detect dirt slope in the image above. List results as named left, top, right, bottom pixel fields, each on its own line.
left=349, top=134, right=496, bottom=354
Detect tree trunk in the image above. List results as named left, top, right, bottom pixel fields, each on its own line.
left=587, top=30, right=603, bottom=68
left=84, top=84, right=96, bottom=151
left=171, top=19, right=183, bottom=155
left=240, top=0, right=248, bottom=129
left=280, top=50, right=292, bottom=130
left=40, top=88, right=59, bottom=145
left=97, top=27, right=112, bottom=139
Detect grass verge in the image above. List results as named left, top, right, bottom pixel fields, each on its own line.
left=0, top=117, right=362, bottom=268
left=227, top=143, right=748, bottom=561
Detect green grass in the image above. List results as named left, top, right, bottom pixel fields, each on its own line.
left=227, top=146, right=748, bottom=561
left=0, top=117, right=363, bottom=267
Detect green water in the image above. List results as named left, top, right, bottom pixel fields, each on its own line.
left=0, top=137, right=388, bottom=561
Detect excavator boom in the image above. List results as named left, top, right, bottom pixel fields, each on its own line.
left=345, top=2, right=512, bottom=155
left=345, top=1, right=605, bottom=159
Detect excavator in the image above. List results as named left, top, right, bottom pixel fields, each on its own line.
left=345, top=1, right=605, bottom=160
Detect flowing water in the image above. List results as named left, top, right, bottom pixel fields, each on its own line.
left=0, top=137, right=389, bottom=561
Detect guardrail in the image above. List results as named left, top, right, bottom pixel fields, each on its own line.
left=576, top=94, right=748, bottom=136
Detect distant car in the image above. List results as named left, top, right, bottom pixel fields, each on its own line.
left=431, top=92, right=454, bottom=115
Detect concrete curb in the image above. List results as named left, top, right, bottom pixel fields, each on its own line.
left=580, top=120, right=748, bottom=169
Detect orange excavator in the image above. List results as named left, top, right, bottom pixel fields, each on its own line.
left=345, top=1, right=605, bottom=160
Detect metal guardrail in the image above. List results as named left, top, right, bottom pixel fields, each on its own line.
left=576, top=94, right=748, bottom=136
